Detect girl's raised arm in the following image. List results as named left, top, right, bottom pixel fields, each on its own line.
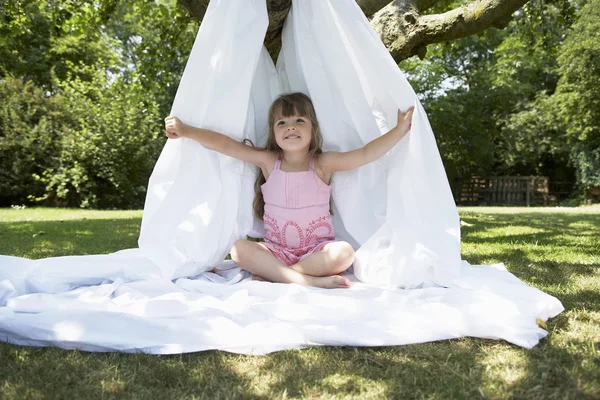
left=319, top=107, right=414, bottom=173
left=165, top=116, right=272, bottom=169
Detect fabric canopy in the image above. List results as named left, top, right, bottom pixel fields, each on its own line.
left=0, top=0, right=563, bottom=354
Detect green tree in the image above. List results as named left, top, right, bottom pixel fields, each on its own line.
left=0, top=0, right=198, bottom=208
left=401, top=0, right=580, bottom=195
left=105, top=0, right=199, bottom=116
left=0, top=0, right=121, bottom=89
left=0, top=75, right=65, bottom=206
left=40, top=66, right=164, bottom=209
left=552, top=0, right=600, bottom=188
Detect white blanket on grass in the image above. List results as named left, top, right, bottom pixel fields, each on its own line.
left=0, top=0, right=563, bottom=354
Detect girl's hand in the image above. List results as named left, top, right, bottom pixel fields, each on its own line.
left=396, top=106, right=414, bottom=135
left=164, top=116, right=188, bottom=139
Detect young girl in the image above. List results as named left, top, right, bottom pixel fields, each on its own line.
left=165, top=93, right=413, bottom=289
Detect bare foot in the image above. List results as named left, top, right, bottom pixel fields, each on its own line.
left=309, top=275, right=351, bottom=289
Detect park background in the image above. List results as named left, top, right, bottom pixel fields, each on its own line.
left=1, top=0, right=599, bottom=209
left=0, top=0, right=599, bottom=398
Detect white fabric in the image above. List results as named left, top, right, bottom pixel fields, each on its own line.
left=0, top=0, right=563, bottom=354
left=278, top=0, right=461, bottom=286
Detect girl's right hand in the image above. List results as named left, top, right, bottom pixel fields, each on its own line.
left=164, top=116, right=187, bottom=139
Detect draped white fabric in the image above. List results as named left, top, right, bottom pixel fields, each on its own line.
left=0, top=0, right=563, bottom=354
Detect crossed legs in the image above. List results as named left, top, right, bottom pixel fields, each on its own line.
left=230, top=239, right=354, bottom=288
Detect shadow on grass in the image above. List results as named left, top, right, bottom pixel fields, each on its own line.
left=0, top=341, right=487, bottom=399
left=2, top=339, right=596, bottom=399
left=0, top=346, right=255, bottom=399
left=0, top=219, right=141, bottom=259
left=506, top=340, right=600, bottom=399
left=460, top=211, right=599, bottom=306
left=248, top=343, right=486, bottom=398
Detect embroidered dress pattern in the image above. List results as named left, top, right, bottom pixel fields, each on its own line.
left=261, top=157, right=335, bottom=265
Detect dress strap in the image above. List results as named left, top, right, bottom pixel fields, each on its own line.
left=309, top=156, right=315, bottom=170
left=274, top=158, right=281, bottom=170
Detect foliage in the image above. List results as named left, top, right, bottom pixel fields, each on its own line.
left=1, top=0, right=598, bottom=206
left=0, top=69, right=164, bottom=209
left=0, top=75, right=65, bottom=206
left=552, top=0, right=600, bottom=187
left=402, top=28, right=507, bottom=184
left=0, top=0, right=122, bottom=89
left=499, top=0, right=600, bottom=190
left=0, top=0, right=198, bottom=208
left=401, top=0, right=584, bottom=194
left=41, top=67, right=164, bottom=209
left=105, top=0, right=199, bottom=116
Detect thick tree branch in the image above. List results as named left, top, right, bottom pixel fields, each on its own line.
left=178, top=0, right=291, bottom=59
left=179, top=0, right=529, bottom=63
left=372, top=0, right=529, bottom=62
left=178, top=0, right=395, bottom=21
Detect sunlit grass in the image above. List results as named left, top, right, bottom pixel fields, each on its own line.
left=0, top=207, right=598, bottom=399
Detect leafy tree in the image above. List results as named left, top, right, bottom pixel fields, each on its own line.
left=105, top=0, right=198, bottom=116
left=500, top=0, right=599, bottom=192
left=0, top=75, right=65, bottom=206
left=2, top=0, right=597, bottom=208
left=492, top=0, right=577, bottom=180
left=40, top=66, right=164, bottom=208
left=0, top=0, right=196, bottom=208
left=0, top=0, right=122, bottom=89
left=552, top=0, right=600, bottom=188
left=401, top=0, right=580, bottom=194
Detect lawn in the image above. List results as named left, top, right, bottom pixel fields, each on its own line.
left=0, top=207, right=598, bottom=399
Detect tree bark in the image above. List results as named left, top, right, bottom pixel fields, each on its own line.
left=371, top=0, right=529, bottom=61
left=179, top=0, right=529, bottom=62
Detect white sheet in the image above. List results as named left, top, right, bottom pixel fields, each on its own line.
left=0, top=0, right=563, bottom=354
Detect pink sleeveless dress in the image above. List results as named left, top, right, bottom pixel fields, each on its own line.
left=261, top=156, right=336, bottom=266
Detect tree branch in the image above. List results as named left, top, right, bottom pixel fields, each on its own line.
left=178, top=0, right=292, bottom=59
left=372, top=0, right=529, bottom=62
left=179, top=0, right=528, bottom=64
left=178, top=0, right=394, bottom=21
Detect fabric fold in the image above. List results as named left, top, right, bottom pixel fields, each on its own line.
left=278, top=0, right=461, bottom=287
left=0, top=0, right=563, bottom=354
left=139, top=0, right=270, bottom=279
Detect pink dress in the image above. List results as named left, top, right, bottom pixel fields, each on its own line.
left=261, top=156, right=336, bottom=266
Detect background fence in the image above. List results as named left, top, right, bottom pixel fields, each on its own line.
left=456, top=176, right=559, bottom=206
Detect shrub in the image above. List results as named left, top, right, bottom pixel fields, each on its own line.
left=0, top=75, right=65, bottom=206
left=42, top=66, right=164, bottom=208
left=0, top=69, right=165, bottom=209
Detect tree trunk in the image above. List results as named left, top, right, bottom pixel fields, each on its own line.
left=179, top=0, right=529, bottom=62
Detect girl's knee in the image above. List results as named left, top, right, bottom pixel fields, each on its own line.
left=230, top=239, right=249, bottom=264
left=328, top=241, right=355, bottom=272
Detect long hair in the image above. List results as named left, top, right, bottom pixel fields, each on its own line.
left=253, top=92, right=324, bottom=220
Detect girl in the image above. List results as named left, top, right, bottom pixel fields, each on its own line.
left=165, top=93, right=413, bottom=289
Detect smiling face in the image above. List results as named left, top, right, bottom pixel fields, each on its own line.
left=273, top=113, right=313, bottom=151
left=265, top=93, right=323, bottom=157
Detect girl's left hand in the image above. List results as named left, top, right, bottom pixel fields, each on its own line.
left=396, top=106, right=414, bottom=134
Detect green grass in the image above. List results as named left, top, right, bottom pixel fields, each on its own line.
left=0, top=206, right=599, bottom=399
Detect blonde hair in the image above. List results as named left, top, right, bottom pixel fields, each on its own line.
left=253, top=92, right=324, bottom=220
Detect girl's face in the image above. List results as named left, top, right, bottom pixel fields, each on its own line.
left=273, top=113, right=313, bottom=152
